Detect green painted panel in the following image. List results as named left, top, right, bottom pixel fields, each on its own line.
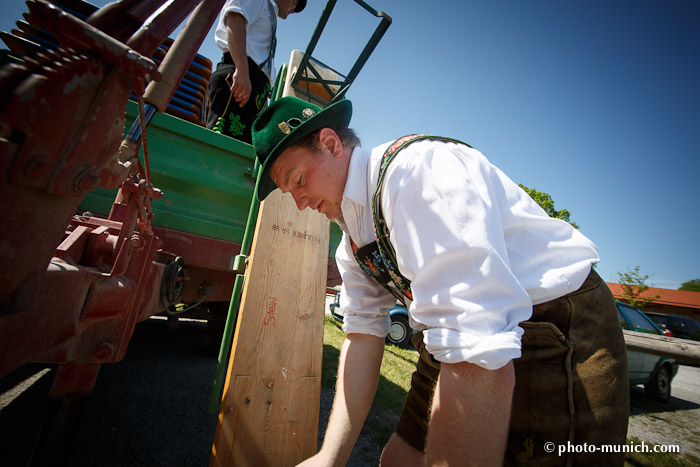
left=82, top=101, right=343, bottom=254
left=81, top=101, right=256, bottom=243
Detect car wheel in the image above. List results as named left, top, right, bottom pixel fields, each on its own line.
left=644, top=364, right=672, bottom=403
left=386, top=314, right=411, bottom=348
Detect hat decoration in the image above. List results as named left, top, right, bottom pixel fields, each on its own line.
left=251, top=96, right=352, bottom=200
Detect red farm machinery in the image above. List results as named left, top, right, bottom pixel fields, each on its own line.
left=0, top=0, right=391, bottom=464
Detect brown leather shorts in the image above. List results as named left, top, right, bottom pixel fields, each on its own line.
left=395, top=269, right=629, bottom=466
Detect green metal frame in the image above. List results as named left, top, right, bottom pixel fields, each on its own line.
left=291, top=0, right=392, bottom=106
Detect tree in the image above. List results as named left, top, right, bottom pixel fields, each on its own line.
left=679, top=279, right=700, bottom=292
left=616, top=266, right=661, bottom=309
left=518, top=184, right=579, bottom=229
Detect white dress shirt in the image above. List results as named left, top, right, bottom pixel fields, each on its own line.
left=214, top=0, right=278, bottom=82
left=335, top=139, right=599, bottom=370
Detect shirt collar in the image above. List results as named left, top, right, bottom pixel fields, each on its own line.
left=342, top=146, right=371, bottom=208
left=335, top=146, right=370, bottom=236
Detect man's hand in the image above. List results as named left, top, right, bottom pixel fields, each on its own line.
left=230, top=68, right=252, bottom=107
left=424, top=360, right=515, bottom=466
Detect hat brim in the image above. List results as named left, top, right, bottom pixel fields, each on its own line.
left=256, top=99, right=352, bottom=201
left=294, top=0, right=306, bottom=13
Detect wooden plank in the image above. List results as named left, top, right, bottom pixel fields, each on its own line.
left=623, top=330, right=700, bottom=365
left=211, top=51, right=336, bottom=466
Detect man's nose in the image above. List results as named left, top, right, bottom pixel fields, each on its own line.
left=292, top=193, right=309, bottom=211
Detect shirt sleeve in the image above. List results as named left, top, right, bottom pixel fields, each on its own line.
left=382, top=141, right=532, bottom=370
left=221, top=0, right=267, bottom=29
left=216, top=0, right=254, bottom=51
left=335, top=232, right=396, bottom=338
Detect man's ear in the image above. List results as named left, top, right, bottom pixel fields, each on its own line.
left=318, top=128, right=343, bottom=158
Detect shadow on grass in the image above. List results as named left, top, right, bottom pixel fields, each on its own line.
left=383, top=342, right=418, bottom=364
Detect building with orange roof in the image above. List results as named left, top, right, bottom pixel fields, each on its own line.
left=606, top=283, right=700, bottom=321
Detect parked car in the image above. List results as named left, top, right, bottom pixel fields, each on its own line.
left=329, top=293, right=413, bottom=348
left=644, top=312, right=700, bottom=342
left=616, top=302, right=679, bottom=402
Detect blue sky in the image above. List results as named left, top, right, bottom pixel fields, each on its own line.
left=2, top=1, right=698, bottom=289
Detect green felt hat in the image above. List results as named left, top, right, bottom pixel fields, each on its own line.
left=294, top=0, right=307, bottom=13
left=252, top=96, right=352, bottom=201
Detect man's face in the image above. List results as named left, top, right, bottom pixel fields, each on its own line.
left=274, top=0, right=298, bottom=19
left=269, top=135, right=349, bottom=221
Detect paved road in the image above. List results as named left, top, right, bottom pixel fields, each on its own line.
left=668, top=363, right=700, bottom=405
left=627, top=363, right=700, bottom=460
left=1, top=317, right=219, bottom=467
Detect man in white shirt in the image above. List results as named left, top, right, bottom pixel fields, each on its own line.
left=206, top=0, right=305, bottom=142
left=251, top=96, right=629, bottom=466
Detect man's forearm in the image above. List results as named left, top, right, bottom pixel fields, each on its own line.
left=317, top=333, right=384, bottom=466
left=425, top=360, right=515, bottom=466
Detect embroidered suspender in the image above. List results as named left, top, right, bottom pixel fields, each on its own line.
left=350, top=134, right=472, bottom=305
left=258, top=0, right=277, bottom=79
